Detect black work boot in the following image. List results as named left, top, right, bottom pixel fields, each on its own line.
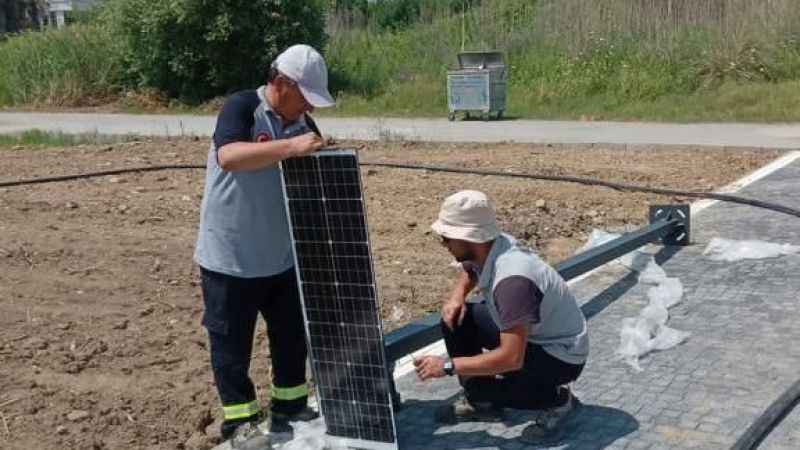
left=269, top=406, right=320, bottom=434
left=520, top=386, right=578, bottom=445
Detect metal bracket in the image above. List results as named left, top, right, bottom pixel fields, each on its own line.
left=649, top=204, right=690, bottom=246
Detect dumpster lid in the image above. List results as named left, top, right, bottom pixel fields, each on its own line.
left=457, top=51, right=505, bottom=70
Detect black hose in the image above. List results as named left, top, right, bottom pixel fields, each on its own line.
left=361, top=162, right=800, bottom=219
left=731, top=379, right=800, bottom=450
left=1, top=161, right=799, bottom=220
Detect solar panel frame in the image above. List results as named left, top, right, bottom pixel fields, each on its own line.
left=280, top=149, right=399, bottom=450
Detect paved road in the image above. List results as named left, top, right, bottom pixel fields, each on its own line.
left=2, top=112, right=800, bottom=148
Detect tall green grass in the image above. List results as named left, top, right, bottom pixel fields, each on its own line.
left=531, top=0, right=800, bottom=53
left=0, top=24, right=122, bottom=107
left=326, top=0, right=536, bottom=97
left=324, top=0, right=800, bottom=120
left=0, top=130, right=142, bottom=148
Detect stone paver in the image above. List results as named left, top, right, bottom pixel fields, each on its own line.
left=392, top=160, right=800, bottom=449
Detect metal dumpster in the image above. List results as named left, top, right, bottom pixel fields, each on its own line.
left=446, top=51, right=507, bottom=121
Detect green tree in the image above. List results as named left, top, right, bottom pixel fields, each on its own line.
left=105, top=0, right=326, bottom=102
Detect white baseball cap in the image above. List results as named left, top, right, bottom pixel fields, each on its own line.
left=273, top=44, right=335, bottom=108
left=431, top=190, right=500, bottom=243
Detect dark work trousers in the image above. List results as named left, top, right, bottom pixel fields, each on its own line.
left=200, top=267, right=308, bottom=435
left=441, top=301, right=584, bottom=410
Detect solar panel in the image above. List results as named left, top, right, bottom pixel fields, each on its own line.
left=280, top=149, right=398, bottom=450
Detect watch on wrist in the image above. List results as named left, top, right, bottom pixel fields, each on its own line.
left=443, top=358, right=455, bottom=376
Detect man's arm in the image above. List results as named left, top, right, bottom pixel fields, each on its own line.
left=450, top=275, right=539, bottom=374
left=416, top=275, right=542, bottom=381
left=414, top=324, right=527, bottom=380
left=452, top=324, right=528, bottom=375
left=441, top=269, right=476, bottom=330
left=218, top=133, right=323, bottom=172
left=212, top=91, right=325, bottom=172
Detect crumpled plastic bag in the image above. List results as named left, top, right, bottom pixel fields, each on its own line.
left=274, top=418, right=349, bottom=450
left=617, top=314, right=691, bottom=372
left=580, top=229, right=691, bottom=371
left=650, top=325, right=691, bottom=351
left=647, top=277, right=684, bottom=309
left=617, top=317, right=652, bottom=372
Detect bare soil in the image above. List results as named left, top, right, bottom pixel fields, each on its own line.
left=0, top=138, right=780, bottom=449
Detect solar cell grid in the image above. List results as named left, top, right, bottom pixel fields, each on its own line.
left=280, top=149, right=398, bottom=449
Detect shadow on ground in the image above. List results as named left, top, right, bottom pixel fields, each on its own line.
left=396, top=397, right=639, bottom=449
left=580, top=244, right=684, bottom=320
left=452, top=113, right=521, bottom=122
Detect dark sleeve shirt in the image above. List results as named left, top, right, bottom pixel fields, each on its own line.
left=493, top=276, right=543, bottom=331
left=212, top=90, right=260, bottom=149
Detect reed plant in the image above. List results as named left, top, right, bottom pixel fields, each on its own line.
left=0, top=24, right=122, bottom=106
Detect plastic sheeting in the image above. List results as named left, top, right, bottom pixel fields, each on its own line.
left=703, top=237, right=800, bottom=262
left=581, top=229, right=691, bottom=371
left=273, top=418, right=349, bottom=450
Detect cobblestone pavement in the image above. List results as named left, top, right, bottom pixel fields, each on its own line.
left=392, top=160, right=800, bottom=449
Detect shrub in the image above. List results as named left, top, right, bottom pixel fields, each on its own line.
left=103, top=0, right=326, bottom=103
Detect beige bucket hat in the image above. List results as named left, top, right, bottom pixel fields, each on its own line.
left=431, top=190, right=500, bottom=243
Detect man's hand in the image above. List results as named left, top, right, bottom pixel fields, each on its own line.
left=441, top=300, right=466, bottom=331
left=441, top=269, right=474, bottom=330
left=414, top=355, right=446, bottom=381
left=289, top=132, right=325, bottom=157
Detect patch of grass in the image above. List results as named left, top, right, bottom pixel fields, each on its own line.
left=0, top=24, right=122, bottom=107
left=0, top=130, right=142, bottom=148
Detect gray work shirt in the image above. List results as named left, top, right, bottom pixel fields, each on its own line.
left=194, top=87, right=311, bottom=278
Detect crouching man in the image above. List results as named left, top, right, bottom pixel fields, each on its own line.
left=414, top=190, right=589, bottom=443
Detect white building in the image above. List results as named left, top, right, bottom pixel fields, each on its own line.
left=47, top=0, right=97, bottom=28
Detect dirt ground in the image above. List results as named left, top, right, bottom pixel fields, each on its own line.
left=0, top=138, right=780, bottom=450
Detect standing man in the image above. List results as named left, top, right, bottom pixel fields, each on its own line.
left=414, top=190, right=589, bottom=444
left=194, top=44, right=335, bottom=442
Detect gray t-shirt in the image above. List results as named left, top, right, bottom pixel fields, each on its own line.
left=194, top=87, right=312, bottom=278
left=477, top=233, right=589, bottom=365
left=463, top=263, right=543, bottom=330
